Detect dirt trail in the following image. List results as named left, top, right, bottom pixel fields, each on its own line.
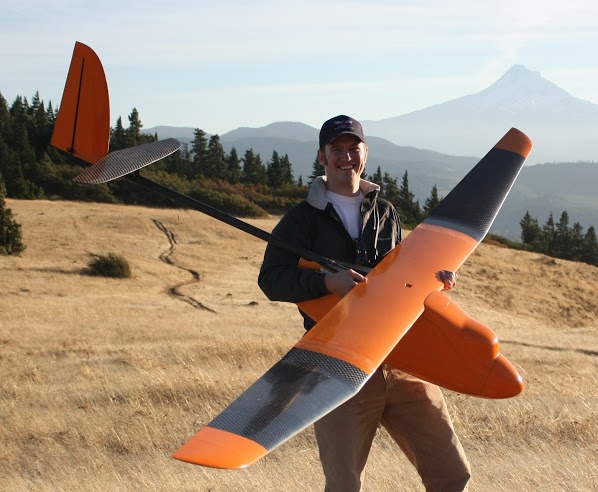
left=151, top=218, right=216, bottom=313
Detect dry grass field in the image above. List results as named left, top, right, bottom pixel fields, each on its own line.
left=1, top=198, right=597, bottom=492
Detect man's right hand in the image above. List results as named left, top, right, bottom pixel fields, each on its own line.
left=324, top=269, right=367, bottom=297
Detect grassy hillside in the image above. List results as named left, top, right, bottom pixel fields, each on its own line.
left=1, top=199, right=597, bottom=491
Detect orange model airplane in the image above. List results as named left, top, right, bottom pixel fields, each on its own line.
left=51, top=42, right=532, bottom=470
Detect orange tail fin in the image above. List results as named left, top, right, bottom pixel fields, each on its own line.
left=51, top=42, right=110, bottom=163
left=51, top=42, right=181, bottom=181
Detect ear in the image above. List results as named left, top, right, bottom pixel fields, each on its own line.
left=317, top=148, right=327, bottom=167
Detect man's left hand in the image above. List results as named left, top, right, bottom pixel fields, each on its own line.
left=437, top=270, right=457, bottom=290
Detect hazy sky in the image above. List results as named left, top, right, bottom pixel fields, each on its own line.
left=2, top=0, right=598, bottom=134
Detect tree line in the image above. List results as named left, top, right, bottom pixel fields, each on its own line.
left=111, top=114, right=298, bottom=188
left=519, top=210, right=598, bottom=266
left=0, top=92, right=302, bottom=216
left=0, top=91, right=439, bottom=227
left=1, top=90, right=597, bottom=267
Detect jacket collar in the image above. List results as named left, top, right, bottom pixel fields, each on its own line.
left=307, top=175, right=380, bottom=211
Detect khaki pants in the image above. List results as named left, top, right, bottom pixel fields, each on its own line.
left=314, top=366, right=471, bottom=492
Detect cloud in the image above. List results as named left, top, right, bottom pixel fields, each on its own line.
left=3, top=0, right=598, bottom=131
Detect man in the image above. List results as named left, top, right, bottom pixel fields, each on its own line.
left=258, top=115, right=471, bottom=491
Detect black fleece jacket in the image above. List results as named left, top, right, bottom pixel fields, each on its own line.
left=258, top=176, right=402, bottom=329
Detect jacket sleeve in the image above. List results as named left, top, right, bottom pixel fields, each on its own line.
left=258, top=206, right=329, bottom=303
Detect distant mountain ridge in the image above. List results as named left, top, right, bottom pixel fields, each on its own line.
left=223, top=122, right=317, bottom=142
left=142, top=125, right=480, bottom=201
left=144, top=65, right=598, bottom=239
left=146, top=65, right=598, bottom=164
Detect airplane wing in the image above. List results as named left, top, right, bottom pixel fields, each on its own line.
left=173, top=128, right=532, bottom=468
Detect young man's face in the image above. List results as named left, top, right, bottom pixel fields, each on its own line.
left=318, top=134, right=368, bottom=196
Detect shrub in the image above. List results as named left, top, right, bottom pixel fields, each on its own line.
left=85, top=253, right=132, bottom=278
left=0, top=176, right=26, bottom=256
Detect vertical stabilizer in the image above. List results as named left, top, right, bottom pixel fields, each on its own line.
left=51, top=42, right=110, bottom=163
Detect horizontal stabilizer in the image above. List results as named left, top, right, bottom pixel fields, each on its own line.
left=384, top=291, right=524, bottom=398
left=73, top=139, right=181, bottom=183
left=298, top=268, right=523, bottom=398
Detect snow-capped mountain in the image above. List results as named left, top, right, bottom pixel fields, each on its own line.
left=363, top=65, right=598, bottom=163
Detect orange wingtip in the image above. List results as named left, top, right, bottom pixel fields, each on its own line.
left=173, top=426, right=268, bottom=469
left=494, top=128, right=533, bottom=158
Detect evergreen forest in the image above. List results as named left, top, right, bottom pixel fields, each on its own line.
left=1, top=91, right=597, bottom=266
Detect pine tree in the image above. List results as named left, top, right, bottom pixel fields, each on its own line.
left=396, top=171, right=421, bottom=226
left=581, top=226, right=598, bottom=265
left=8, top=96, right=36, bottom=163
left=126, top=108, right=143, bottom=146
left=0, top=174, right=25, bottom=255
left=541, top=213, right=556, bottom=254
left=554, top=210, right=571, bottom=258
left=110, top=116, right=128, bottom=151
left=254, top=153, right=267, bottom=185
left=191, top=128, right=209, bottom=179
left=30, top=91, right=42, bottom=115
left=423, top=185, right=441, bottom=216
left=308, top=157, right=325, bottom=185
left=520, top=211, right=542, bottom=247
left=280, top=153, right=294, bottom=185
left=47, top=100, right=56, bottom=125
left=0, top=92, right=10, bottom=131
left=206, top=134, right=228, bottom=180
left=266, top=150, right=283, bottom=187
left=369, top=166, right=383, bottom=192
left=29, top=91, right=52, bottom=159
left=242, top=148, right=267, bottom=185
left=568, top=222, right=585, bottom=261
left=226, top=147, right=242, bottom=184
left=382, top=172, right=400, bottom=204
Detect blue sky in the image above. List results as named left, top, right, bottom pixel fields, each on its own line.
left=2, top=0, right=598, bottom=135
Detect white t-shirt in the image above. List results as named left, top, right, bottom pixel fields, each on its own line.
left=327, top=190, right=364, bottom=239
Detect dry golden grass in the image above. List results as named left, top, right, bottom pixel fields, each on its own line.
left=1, top=199, right=597, bottom=492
